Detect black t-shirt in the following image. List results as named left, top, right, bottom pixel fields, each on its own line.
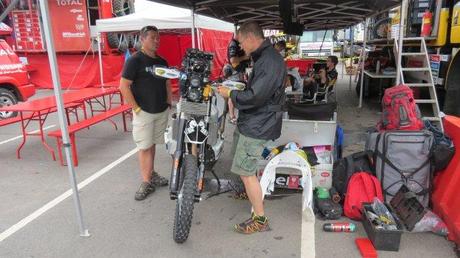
left=122, top=51, right=168, bottom=114
left=227, top=39, right=250, bottom=73
left=326, top=68, right=338, bottom=86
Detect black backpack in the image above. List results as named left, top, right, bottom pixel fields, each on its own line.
left=332, top=150, right=375, bottom=197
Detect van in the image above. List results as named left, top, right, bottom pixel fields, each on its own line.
left=297, top=30, right=334, bottom=58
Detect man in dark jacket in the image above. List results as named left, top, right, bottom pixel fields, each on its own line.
left=218, top=22, right=286, bottom=234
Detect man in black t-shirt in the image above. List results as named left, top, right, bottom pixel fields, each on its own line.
left=119, top=25, right=171, bottom=201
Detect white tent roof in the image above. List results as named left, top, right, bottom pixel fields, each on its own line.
left=95, top=10, right=235, bottom=33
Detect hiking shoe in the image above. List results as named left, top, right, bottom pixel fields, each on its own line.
left=234, top=214, right=270, bottom=234
left=134, top=182, right=155, bottom=201
left=150, top=171, right=168, bottom=187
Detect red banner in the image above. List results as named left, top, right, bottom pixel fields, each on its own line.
left=49, top=0, right=91, bottom=52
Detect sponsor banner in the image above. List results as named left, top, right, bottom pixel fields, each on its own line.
left=49, top=0, right=90, bottom=51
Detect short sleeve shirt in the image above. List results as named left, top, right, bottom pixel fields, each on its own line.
left=227, top=39, right=250, bottom=73
left=326, top=68, right=338, bottom=86
left=121, top=51, right=169, bottom=114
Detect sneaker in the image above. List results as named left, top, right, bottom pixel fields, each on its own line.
left=150, top=171, right=169, bottom=187
left=234, top=214, right=270, bottom=234
left=134, top=182, right=155, bottom=201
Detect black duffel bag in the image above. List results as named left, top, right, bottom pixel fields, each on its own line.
left=424, top=120, right=455, bottom=172
left=286, top=101, right=337, bottom=121
left=332, top=150, right=376, bottom=197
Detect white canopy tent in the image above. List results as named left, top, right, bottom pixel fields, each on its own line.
left=94, top=7, right=234, bottom=85
left=95, top=10, right=234, bottom=33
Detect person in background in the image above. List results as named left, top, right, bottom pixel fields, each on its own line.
left=119, top=25, right=170, bottom=201
left=303, top=55, right=339, bottom=99
left=274, top=40, right=287, bottom=58
left=226, top=36, right=251, bottom=124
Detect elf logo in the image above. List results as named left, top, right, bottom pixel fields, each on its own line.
left=56, top=0, right=83, bottom=6
left=0, top=49, right=14, bottom=56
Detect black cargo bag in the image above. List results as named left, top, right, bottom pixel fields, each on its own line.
left=424, top=120, right=455, bottom=172
left=332, top=150, right=375, bottom=197
left=365, top=131, right=434, bottom=207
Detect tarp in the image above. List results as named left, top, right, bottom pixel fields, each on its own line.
left=200, top=28, right=233, bottom=79
left=28, top=54, right=125, bottom=89
left=95, top=9, right=234, bottom=33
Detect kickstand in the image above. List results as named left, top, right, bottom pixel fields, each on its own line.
left=211, top=170, right=221, bottom=189
left=205, top=170, right=232, bottom=200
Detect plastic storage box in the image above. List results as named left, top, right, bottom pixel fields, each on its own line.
left=362, top=203, right=403, bottom=251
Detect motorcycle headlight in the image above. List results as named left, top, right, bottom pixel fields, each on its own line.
left=190, top=77, right=201, bottom=88
left=188, top=88, right=202, bottom=102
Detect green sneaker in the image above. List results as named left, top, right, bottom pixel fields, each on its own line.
left=134, top=182, right=155, bottom=201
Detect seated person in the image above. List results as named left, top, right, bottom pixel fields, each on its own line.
left=303, top=55, right=338, bottom=99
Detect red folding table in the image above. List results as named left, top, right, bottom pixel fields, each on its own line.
left=0, top=87, right=120, bottom=160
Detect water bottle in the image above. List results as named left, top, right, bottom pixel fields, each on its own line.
left=323, top=222, right=356, bottom=232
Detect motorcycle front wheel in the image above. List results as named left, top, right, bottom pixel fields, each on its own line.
left=173, top=154, right=198, bottom=243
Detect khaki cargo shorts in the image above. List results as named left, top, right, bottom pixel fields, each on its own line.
left=132, top=109, right=169, bottom=150
left=231, top=129, right=267, bottom=177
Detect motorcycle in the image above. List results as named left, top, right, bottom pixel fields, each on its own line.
left=154, top=48, right=245, bottom=243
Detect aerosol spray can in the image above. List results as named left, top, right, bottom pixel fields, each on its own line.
left=323, top=222, right=356, bottom=232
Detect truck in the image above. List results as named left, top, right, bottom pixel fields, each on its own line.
left=297, top=30, right=334, bottom=58
left=0, top=39, right=35, bottom=119
left=404, top=0, right=460, bottom=115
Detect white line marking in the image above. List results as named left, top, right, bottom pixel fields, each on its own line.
left=0, top=125, right=56, bottom=145
left=0, top=147, right=138, bottom=242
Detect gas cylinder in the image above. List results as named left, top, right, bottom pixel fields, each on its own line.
left=421, top=9, right=433, bottom=37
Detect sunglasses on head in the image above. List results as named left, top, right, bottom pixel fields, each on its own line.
left=140, top=26, right=158, bottom=33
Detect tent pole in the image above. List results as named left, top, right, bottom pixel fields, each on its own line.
left=359, top=19, right=368, bottom=108
left=349, top=26, right=354, bottom=90
left=197, top=29, right=202, bottom=50
left=191, top=6, right=196, bottom=48
left=38, top=0, right=89, bottom=237
left=396, top=0, right=408, bottom=85
left=97, top=33, right=104, bottom=87
left=341, top=28, right=345, bottom=79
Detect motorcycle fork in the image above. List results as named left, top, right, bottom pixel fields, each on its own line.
left=195, top=144, right=206, bottom=202
left=170, top=117, right=186, bottom=199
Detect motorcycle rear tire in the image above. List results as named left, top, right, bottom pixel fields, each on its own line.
left=173, top=154, right=198, bottom=243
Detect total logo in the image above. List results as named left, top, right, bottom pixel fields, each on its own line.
left=56, top=0, right=83, bottom=6
left=0, top=49, right=15, bottom=56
